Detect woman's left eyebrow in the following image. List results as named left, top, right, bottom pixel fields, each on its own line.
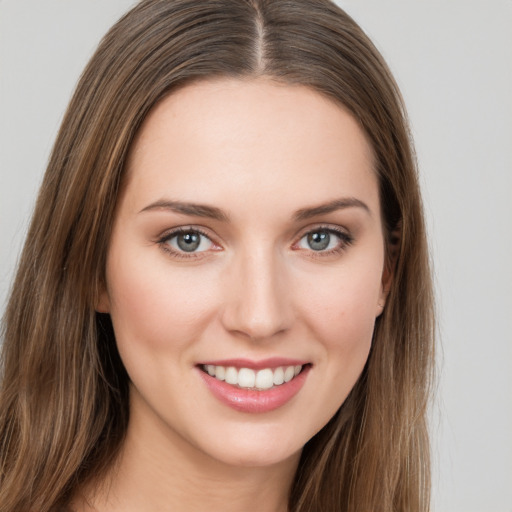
left=139, top=200, right=229, bottom=222
left=293, top=197, right=371, bottom=221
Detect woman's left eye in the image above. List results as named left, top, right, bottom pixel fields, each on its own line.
left=164, top=230, right=213, bottom=253
left=296, top=228, right=351, bottom=253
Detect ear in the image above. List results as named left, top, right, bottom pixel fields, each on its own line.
left=376, top=220, right=402, bottom=317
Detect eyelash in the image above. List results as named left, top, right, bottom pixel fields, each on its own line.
left=294, top=225, right=354, bottom=258
left=157, top=225, right=354, bottom=260
left=157, top=227, right=217, bottom=260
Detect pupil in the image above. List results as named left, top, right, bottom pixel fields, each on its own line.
left=177, top=232, right=200, bottom=252
left=308, top=231, right=330, bottom=251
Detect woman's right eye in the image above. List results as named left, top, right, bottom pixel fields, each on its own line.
left=161, top=229, right=214, bottom=254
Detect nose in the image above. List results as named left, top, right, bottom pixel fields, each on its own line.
left=220, top=247, right=293, bottom=341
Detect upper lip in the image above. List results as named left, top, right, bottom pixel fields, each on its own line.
left=196, top=357, right=310, bottom=370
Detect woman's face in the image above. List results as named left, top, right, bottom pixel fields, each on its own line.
left=100, top=79, right=388, bottom=469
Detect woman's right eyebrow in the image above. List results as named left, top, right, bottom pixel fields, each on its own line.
left=139, top=199, right=230, bottom=222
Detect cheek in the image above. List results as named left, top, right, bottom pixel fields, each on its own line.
left=297, top=255, right=384, bottom=372
left=105, top=252, right=221, bottom=356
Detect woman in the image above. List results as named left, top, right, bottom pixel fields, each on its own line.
left=0, top=0, right=434, bottom=511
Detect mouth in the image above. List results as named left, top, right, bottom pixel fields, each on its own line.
left=200, top=363, right=308, bottom=391
left=197, top=359, right=312, bottom=413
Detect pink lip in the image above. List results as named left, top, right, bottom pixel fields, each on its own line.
left=197, top=357, right=308, bottom=370
left=197, top=363, right=311, bottom=414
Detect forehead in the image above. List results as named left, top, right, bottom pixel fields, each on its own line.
left=122, top=78, right=378, bottom=217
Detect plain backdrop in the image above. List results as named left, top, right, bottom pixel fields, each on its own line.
left=1, top=1, right=511, bottom=511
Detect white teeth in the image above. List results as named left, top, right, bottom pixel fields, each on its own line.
left=225, top=366, right=238, bottom=385
left=214, top=365, right=225, bottom=381
left=284, top=366, right=295, bottom=382
left=238, top=368, right=256, bottom=388
left=255, top=369, right=274, bottom=390
left=273, top=367, right=284, bottom=385
left=203, top=364, right=304, bottom=389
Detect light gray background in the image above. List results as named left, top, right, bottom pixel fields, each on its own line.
left=1, top=1, right=511, bottom=511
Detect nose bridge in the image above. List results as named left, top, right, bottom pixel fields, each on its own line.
left=222, top=242, right=291, bottom=340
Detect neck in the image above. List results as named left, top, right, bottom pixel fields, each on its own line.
left=72, top=396, right=300, bottom=512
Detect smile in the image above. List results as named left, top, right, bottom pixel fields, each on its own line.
left=197, top=359, right=311, bottom=413
left=201, top=364, right=303, bottom=390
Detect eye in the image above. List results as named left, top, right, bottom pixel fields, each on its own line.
left=296, top=228, right=352, bottom=253
left=163, top=229, right=214, bottom=253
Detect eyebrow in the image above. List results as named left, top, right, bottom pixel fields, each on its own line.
left=139, top=200, right=229, bottom=222
left=293, top=197, right=371, bottom=221
left=139, top=196, right=370, bottom=223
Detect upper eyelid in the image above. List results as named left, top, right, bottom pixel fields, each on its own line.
left=158, top=225, right=215, bottom=241
left=294, top=224, right=354, bottom=249
left=157, top=227, right=219, bottom=259
left=292, top=230, right=354, bottom=262
left=295, top=223, right=352, bottom=239
left=156, top=223, right=353, bottom=248
left=157, top=226, right=220, bottom=253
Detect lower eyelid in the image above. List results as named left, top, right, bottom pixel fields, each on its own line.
left=296, top=228, right=353, bottom=249
left=156, top=226, right=353, bottom=258
left=156, top=227, right=218, bottom=255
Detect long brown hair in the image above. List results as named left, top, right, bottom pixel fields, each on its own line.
left=0, top=1, right=435, bottom=510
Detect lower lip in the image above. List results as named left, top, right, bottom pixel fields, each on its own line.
left=198, top=366, right=311, bottom=414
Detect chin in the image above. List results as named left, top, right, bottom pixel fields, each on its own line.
left=194, top=427, right=305, bottom=469
left=214, top=445, right=301, bottom=469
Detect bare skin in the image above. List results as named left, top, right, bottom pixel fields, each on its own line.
left=72, top=402, right=297, bottom=512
